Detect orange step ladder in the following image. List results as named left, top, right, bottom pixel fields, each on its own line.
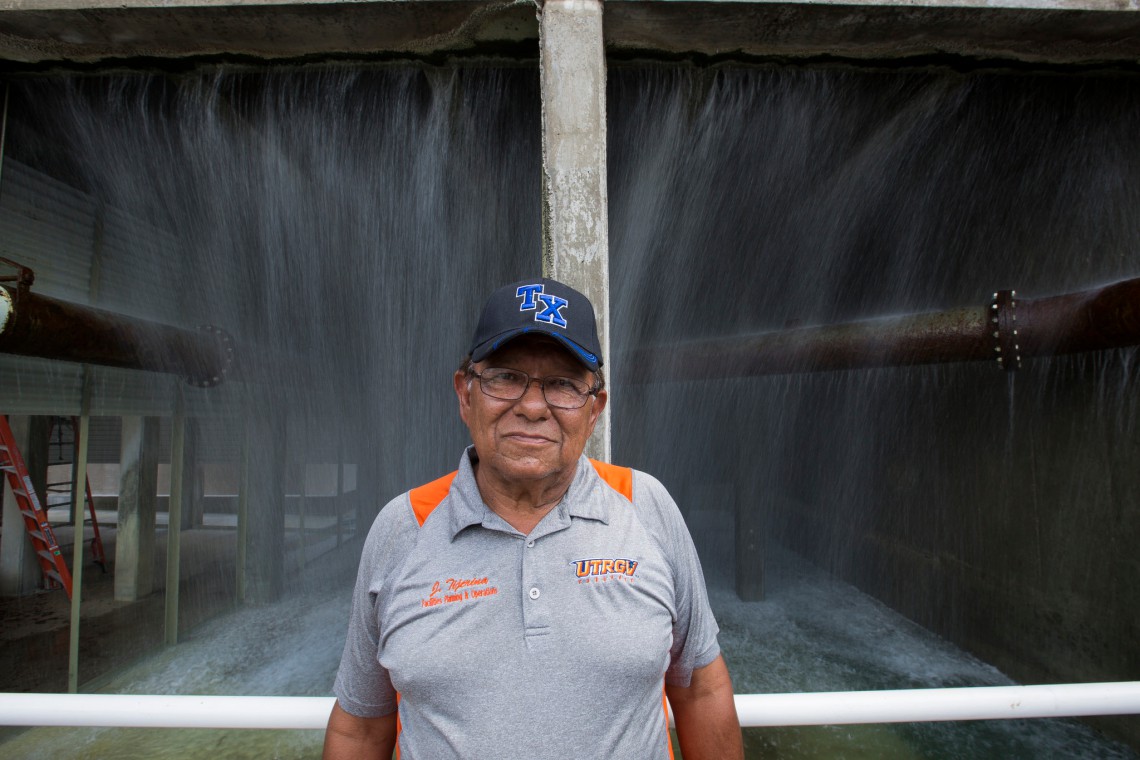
left=0, top=415, right=74, bottom=596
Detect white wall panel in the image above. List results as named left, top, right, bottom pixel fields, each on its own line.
left=99, top=205, right=183, bottom=323
left=0, top=160, right=95, bottom=302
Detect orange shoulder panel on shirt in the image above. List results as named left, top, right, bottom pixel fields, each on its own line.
left=589, top=459, right=633, bottom=502
left=408, top=471, right=458, bottom=527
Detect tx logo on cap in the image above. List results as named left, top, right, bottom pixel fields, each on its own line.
left=516, top=284, right=569, bottom=328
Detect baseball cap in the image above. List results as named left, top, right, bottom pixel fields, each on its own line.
left=468, top=278, right=603, bottom=371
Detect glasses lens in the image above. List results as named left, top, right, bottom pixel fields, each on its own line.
left=479, top=368, right=527, bottom=400
left=543, top=377, right=589, bottom=409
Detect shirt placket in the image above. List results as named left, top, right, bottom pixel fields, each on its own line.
left=520, top=507, right=571, bottom=647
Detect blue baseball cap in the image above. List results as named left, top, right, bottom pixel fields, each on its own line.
left=468, top=278, right=603, bottom=371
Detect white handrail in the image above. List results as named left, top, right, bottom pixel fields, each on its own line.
left=733, top=681, right=1140, bottom=726
left=0, top=694, right=336, bottom=729
left=2, top=682, right=1139, bottom=729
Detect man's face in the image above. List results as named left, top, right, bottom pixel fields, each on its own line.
left=455, top=335, right=607, bottom=489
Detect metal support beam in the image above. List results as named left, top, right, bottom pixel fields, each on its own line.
left=539, top=0, right=611, bottom=462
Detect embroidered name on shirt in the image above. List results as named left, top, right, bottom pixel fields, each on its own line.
left=571, top=558, right=638, bottom=584
left=421, top=576, right=499, bottom=608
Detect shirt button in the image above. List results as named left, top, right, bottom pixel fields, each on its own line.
left=526, top=540, right=535, bottom=548
left=529, top=587, right=541, bottom=600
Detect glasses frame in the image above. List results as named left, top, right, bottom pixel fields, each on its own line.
left=467, top=366, right=601, bottom=410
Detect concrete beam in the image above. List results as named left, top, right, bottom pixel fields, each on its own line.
left=0, top=0, right=539, bottom=64
left=539, top=0, right=611, bottom=462
left=604, top=2, right=1140, bottom=65
left=114, top=415, right=159, bottom=602
left=1, top=0, right=1138, bottom=66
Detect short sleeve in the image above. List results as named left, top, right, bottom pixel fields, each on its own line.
left=632, top=472, right=721, bottom=687
left=332, top=495, right=413, bottom=717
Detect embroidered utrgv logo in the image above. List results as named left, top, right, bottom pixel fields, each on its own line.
left=571, top=558, right=638, bottom=580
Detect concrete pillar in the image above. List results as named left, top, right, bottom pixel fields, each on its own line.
left=237, top=412, right=286, bottom=605
left=115, top=415, right=160, bottom=601
left=67, top=412, right=90, bottom=693
left=734, top=462, right=770, bottom=601
left=0, top=415, right=51, bottom=596
left=291, top=415, right=308, bottom=569
left=178, top=418, right=202, bottom=530
left=538, top=0, right=611, bottom=462
left=165, top=399, right=186, bottom=645
left=735, top=491, right=766, bottom=601
left=335, top=434, right=345, bottom=547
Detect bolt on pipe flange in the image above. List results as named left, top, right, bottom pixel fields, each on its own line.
left=991, top=289, right=1022, bottom=372
left=184, top=324, right=235, bottom=388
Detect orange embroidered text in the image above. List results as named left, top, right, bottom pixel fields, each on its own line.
left=571, top=558, right=638, bottom=578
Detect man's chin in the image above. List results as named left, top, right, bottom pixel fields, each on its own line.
left=491, top=451, right=566, bottom=482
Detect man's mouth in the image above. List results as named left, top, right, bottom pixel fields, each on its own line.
left=504, top=432, right=553, bottom=445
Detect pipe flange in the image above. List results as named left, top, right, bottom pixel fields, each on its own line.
left=185, top=325, right=235, bottom=388
left=990, top=290, right=1022, bottom=372
left=0, top=285, right=12, bottom=337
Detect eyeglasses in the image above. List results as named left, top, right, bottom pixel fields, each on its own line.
left=469, top=367, right=600, bottom=410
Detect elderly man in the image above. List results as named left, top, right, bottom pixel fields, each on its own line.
left=324, top=278, right=743, bottom=759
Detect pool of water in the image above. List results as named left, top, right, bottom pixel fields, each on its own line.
left=1, top=547, right=1134, bottom=759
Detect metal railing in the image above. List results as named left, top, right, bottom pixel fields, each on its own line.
left=2, top=682, right=1139, bottom=729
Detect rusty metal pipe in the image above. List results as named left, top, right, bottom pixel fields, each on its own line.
left=620, top=277, right=1140, bottom=384
left=0, top=271, right=233, bottom=387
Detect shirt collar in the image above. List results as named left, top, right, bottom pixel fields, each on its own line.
left=446, top=446, right=611, bottom=540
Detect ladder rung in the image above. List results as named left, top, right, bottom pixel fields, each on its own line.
left=1, top=463, right=16, bottom=472
left=43, top=570, right=63, bottom=583
left=37, top=549, right=60, bottom=562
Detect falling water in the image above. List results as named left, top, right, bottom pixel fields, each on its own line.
left=1, top=60, right=1138, bottom=757
left=609, top=64, right=1140, bottom=753
left=0, top=62, right=542, bottom=704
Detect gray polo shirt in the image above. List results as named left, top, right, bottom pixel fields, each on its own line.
left=333, top=447, right=721, bottom=759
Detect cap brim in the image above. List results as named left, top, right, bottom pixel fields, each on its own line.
left=470, top=326, right=601, bottom=371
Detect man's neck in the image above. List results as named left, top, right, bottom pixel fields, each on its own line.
left=472, top=461, right=575, bottom=535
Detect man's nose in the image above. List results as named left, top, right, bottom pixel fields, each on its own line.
left=516, top=378, right=550, bottom=410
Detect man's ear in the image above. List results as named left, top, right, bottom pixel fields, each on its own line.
left=586, top=388, right=608, bottom=431
left=454, top=370, right=473, bottom=426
